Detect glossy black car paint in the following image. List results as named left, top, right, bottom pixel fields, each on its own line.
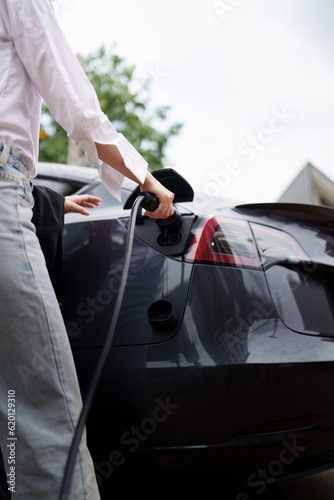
left=39, top=165, right=334, bottom=494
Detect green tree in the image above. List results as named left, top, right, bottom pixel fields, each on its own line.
left=39, top=45, right=182, bottom=171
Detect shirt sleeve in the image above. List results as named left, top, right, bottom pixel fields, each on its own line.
left=8, top=0, right=147, bottom=201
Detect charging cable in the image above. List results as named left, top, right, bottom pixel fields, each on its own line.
left=59, top=192, right=159, bottom=499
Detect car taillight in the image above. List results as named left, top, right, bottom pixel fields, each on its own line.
left=250, top=223, right=308, bottom=269
left=185, top=216, right=260, bottom=268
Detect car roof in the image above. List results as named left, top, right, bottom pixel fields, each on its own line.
left=37, top=162, right=100, bottom=183
left=37, top=161, right=138, bottom=191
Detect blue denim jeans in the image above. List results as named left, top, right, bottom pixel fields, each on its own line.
left=0, top=145, right=100, bottom=499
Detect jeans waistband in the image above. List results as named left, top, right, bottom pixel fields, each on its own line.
left=0, top=143, right=30, bottom=179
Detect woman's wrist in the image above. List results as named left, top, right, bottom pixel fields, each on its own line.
left=140, top=170, right=156, bottom=192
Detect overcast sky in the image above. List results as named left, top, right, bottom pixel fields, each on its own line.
left=55, top=0, right=334, bottom=203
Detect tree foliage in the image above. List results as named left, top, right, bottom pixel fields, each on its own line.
left=39, top=45, right=182, bottom=170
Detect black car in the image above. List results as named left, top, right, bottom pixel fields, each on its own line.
left=23, top=163, right=334, bottom=496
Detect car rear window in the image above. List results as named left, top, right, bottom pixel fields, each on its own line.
left=251, top=223, right=334, bottom=337
left=266, top=263, right=334, bottom=337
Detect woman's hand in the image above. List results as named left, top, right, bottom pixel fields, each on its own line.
left=64, top=194, right=101, bottom=215
left=140, top=171, right=174, bottom=219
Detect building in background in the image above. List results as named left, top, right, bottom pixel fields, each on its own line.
left=278, top=163, right=334, bottom=207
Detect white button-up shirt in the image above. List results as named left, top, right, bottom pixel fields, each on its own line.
left=0, top=0, right=147, bottom=201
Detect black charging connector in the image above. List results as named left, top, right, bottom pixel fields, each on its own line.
left=134, top=192, right=159, bottom=225
left=140, top=192, right=159, bottom=212
left=138, top=192, right=182, bottom=232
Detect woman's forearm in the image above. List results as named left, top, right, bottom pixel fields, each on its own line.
left=95, top=142, right=174, bottom=219
left=95, top=142, right=144, bottom=184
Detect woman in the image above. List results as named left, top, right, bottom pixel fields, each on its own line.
left=0, top=0, right=174, bottom=498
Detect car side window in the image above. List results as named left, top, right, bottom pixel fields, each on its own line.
left=81, top=183, right=132, bottom=208
left=33, top=177, right=83, bottom=197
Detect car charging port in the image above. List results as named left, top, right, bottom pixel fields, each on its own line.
left=157, top=232, right=182, bottom=246
left=130, top=195, right=190, bottom=253
left=123, top=169, right=196, bottom=257
left=156, top=206, right=183, bottom=247
left=127, top=206, right=195, bottom=256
